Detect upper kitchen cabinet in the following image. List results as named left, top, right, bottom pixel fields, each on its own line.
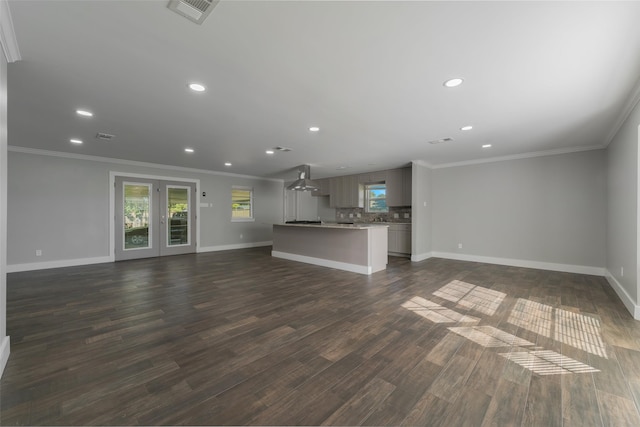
left=402, top=166, right=412, bottom=206
left=330, top=175, right=363, bottom=208
left=311, top=178, right=331, bottom=197
left=386, top=166, right=412, bottom=207
left=358, top=170, right=387, bottom=184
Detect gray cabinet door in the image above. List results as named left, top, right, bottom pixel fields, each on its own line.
left=386, top=168, right=403, bottom=206
left=388, top=224, right=411, bottom=255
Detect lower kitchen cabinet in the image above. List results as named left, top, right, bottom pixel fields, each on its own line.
left=388, top=223, right=411, bottom=256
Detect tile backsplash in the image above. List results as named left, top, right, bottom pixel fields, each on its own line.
left=335, top=206, right=411, bottom=223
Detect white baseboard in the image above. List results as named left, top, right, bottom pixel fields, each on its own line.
left=7, top=243, right=274, bottom=272
left=271, top=250, right=374, bottom=275
left=411, top=252, right=433, bottom=262
left=0, top=336, right=10, bottom=379
left=605, top=270, right=640, bottom=320
left=198, top=241, right=272, bottom=253
left=429, top=252, right=606, bottom=277
left=7, top=256, right=113, bottom=273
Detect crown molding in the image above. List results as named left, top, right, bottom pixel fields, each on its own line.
left=603, top=75, right=640, bottom=147
left=411, top=160, right=433, bottom=169
left=0, top=1, right=21, bottom=63
left=8, top=146, right=284, bottom=183
left=428, top=145, right=605, bottom=170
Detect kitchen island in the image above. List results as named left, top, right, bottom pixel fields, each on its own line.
left=272, top=223, right=389, bottom=275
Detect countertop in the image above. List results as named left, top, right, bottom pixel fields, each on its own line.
left=275, top=223, right=389, bottom=230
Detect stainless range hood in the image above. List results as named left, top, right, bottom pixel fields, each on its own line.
left=287, top=164, right=320, bottom=192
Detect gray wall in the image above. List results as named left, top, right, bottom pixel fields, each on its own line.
left=411, top=161, right=432, bottom=260
left=606, top=102, right=640, bottom=304
left=430, top=150, right=607, bottom=268
left=7, top=150, right=284, bottom=266
left=1, top=43, right=9, bottom=372
left=283, top=186, right=320, bottom=222
left=316, top=196, right=335, bottom=222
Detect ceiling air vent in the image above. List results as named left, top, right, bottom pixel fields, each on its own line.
left=168, top=0, right=219, bottom=25
left=96, top=132, right=116, bottom=141
left=428, top=137, right=454, bottom=145
left=274, top=146, right=293, bottom=152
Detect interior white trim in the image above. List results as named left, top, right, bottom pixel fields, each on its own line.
left=272, top=250, right=373, bottom=275
left=199, top=241, right=272, bottom=253
left=411, top=159, right=433, bottom=169
left=0, top=1, right=21, bottom=63
left=109, top=172, right=201, bottom=260
left=9, top=146, right=284, bottom=183
left=604, top=77, right=640, bottom=147
left=7, top=256, right=112, bottom=273
left=605, top=270, right=640, bottom=320
left=0, top=335, right=9, bottom=378
left=430, top=145, right=605, bottom=170
left=411, top=252, right=433, bottom=262
left=430, top=251, right=606, bottom=277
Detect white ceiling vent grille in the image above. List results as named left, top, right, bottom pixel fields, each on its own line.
left=428, top=137, right=454, bottom=145
left=168, top=0, right=219, bottom=25
left=96, top=132, right=116, bottom=141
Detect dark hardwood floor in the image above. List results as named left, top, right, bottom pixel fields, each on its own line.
left=2, top=247, right=640, bottom=426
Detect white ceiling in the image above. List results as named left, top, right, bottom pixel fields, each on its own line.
left=7, top=1, right=640, bottom=180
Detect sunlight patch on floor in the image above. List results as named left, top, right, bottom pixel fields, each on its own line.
left=447, top=326, right=535, bottom=348
left=433, top=280, right=506, bottom=316
left=499, top=350, right=600, bottom=375
left=401, top=296, right=479, bottom=324
left=508, top=298, right=607, bottom=358
left=404, top=281, right=606, bottom=375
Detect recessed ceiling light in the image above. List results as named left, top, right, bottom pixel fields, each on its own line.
left=461, top=125, right=473, bottom=131
left=188, top=83, right=206, bottom=92
left=224, top=162, right=232, bottom=166
left=76, top=109, right=93, bottom=117
left=309, top=126, right=320, bottom=132
left=184, top=148, right=194, bottom=153
left=444, top=78, right=464, bottom=88
left=482, top=144, right=492, bottom=148
left=70, top=138, right=83, bottom=144
left=265, top=150, right=274, bottom=155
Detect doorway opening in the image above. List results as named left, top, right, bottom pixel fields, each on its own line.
left=111, top=174, right=199, bottom=261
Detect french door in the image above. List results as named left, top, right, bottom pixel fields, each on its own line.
left=114, top=177, right=197, bottom=261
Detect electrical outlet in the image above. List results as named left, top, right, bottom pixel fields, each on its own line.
left=458, top=243, right=463, bottom=249
left=240, top=234, right=243, bottom=239
left=621, top=266, right=624, bottom=277
left=357, top=213, right=361, bottom=218
left=393, top=213, right=399, bottom=218
left=349, top=213, right=353, bottom=218
left=35, top=249, right=42, bottom=256
left=404, top=213, right=410, bottom=219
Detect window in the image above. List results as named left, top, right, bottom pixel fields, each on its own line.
left=365, top=183, right=388, bottom=213
left=232, top=187, right=254, bottom=221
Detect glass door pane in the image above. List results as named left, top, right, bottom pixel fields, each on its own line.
left=123, top=183, right=152, bottom=250
left=167, top=186, right=190, bottom=247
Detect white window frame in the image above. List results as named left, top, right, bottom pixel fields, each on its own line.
left=365, top=183, right=388, bottom=213
left=231, top=186, right=255, bottom=222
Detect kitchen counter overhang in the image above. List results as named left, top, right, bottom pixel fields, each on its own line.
left=272, top=223, right=389, bottom=274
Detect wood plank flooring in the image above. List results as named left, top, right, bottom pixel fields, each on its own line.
left=2, top=247, right=640, bottom=425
